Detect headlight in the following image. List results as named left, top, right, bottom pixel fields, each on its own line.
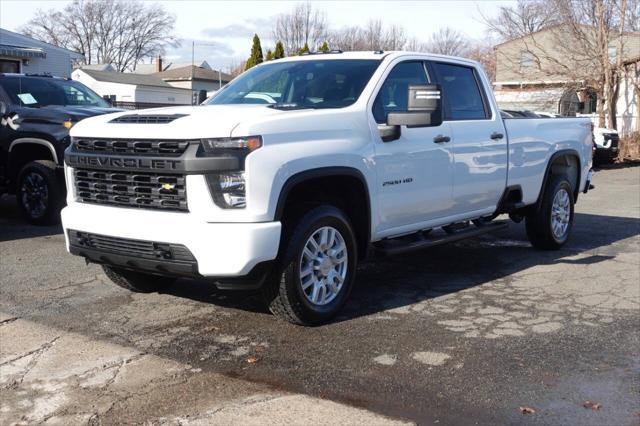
left=199, top=136, right=262, bottom=155
left=200, top=136, right=262, bottom=209
left=206, top=172, right=246, bottom=209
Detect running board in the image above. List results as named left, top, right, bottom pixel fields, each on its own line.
left=374, top=221, right=509, bottom=256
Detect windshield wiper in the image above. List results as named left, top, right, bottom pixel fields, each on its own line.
left=268, top=103, right=313, bottom=111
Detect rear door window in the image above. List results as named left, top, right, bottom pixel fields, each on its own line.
left=431, top=62, right=489, bottom=121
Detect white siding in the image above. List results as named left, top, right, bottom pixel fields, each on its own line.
left=0, top=29, right=82, bottom=78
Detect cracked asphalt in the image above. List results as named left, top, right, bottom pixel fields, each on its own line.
left=1, top=166, right=639, bottom=425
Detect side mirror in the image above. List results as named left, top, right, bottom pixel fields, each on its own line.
left=387, top=85, right=443, bottom=128
left=102, top=95, right=113, bottom=106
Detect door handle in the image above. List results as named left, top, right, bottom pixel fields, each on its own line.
left=491, top=132, right=504, bottom=140
left=433, top=135, right=451, bottom=143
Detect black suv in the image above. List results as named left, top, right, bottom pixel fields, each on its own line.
left=0, top=74, right=117, bottom=224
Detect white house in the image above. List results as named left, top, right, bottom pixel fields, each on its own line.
left=155, top=65, right=233, bottom=95
left=72, top=68, right=192, bottom=108
left=0, top=28, right=84, bottom=77
left=133, top=58, right=212, bottom=74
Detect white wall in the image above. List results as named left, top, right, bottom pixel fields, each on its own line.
left=134, top=86, right=191, bottom=104
left=72, top=70, right=190, bottom=104
left=72, top=70, right=137, bottom=101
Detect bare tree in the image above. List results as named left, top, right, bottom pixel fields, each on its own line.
left=425, top=27, right=470, bottom=56
left=329, top=26, right=366, bottom=51
left=383, top=24, right=408, bottom=50
left=494, top=0, right=635, bottom=128
left=329, top=20, right=407, bottom=51
left=273, top=2, right=329, bottom=55
left=21, top=0, right=178, bottom=72
left=466, top=41, right=497, bottom=82
left=480, top=0, right=559, bottom=40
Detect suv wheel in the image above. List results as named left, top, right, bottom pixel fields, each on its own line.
left=525, top=174, right=575, bottom=250
left=17, top=160, right=63, bottom=225
left=263, top=205, right=357, bottom=325
left=102, top=265, right=175, bottom=293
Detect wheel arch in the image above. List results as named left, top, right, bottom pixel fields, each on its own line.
left=274, top=167, right=372, bottom=260
left=7, top=138, right=59, bottom=188
left=535, top=149, right=581, bottom=211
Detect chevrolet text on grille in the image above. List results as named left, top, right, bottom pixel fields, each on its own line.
left=67, top=155, right=181, bottom=170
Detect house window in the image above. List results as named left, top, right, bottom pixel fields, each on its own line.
left=608, top=43, right=617, bottom=62
left=0, top=59, right=20, bottom=73
left=520, top=52, right=535, bottom=70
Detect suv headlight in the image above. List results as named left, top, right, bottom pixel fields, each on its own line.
left=200, top=136, right=262, bottom=209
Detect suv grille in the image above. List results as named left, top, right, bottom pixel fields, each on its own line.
left=74, top=168, right=187, bottom=212
left=68, top=230, right=195, bottom=262
left=73, top=138, right=190, bottom=156
left=109, top=114, right=188, bottom=124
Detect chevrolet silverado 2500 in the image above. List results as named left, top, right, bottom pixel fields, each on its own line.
left=62, top=51, right=594, bottom=325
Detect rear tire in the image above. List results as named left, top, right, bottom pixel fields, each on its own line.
left=102, top=265, right=175, bottom=293
left=17, top=160, right=64, bottom=225
left=525, top=174, right=574, bottom=250
left=262, top=205, right=358, bottom=326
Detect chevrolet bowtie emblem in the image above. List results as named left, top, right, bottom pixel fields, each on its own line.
left=161, top=183, right=176, bottom=190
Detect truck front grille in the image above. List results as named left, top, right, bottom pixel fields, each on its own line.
left=74, top=168, right=188, bottom=212
left=604, top=133, right=619, bottom=148
left=68, top=230, right=195, bottom=262
left=73, top=138, right=190, bottom=156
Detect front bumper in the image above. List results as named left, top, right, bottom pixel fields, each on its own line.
left=61, top=203, right=281, bottom=277
left=583, top=169, right=594, bottom=194
left=594, top=146, right=618, bottom=160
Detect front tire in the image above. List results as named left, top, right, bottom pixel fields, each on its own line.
left=525, top=174, right=575, bottom=250
left=263, top=205, right=358, bottom=326
left=102, top=265, right=175, bottom=293
left=17, top=160, right=64, bottom=225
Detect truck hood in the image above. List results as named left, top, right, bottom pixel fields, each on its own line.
left=70, top=104, right=285, bottom=140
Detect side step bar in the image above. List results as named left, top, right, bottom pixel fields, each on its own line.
left=374, top=221, right=509, bottom=256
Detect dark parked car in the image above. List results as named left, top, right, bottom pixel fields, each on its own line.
left=0, top=74, right=117, bottom=224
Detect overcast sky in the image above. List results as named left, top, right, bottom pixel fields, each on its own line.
left=0, top=0, right=515, bottom=71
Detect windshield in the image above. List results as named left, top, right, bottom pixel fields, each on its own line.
left=0, top=76, right=110, bottom=108
left=208, top=59, right=380, bottom=109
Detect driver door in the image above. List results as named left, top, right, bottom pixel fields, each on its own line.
left=370, top=60, right=454, bottom=237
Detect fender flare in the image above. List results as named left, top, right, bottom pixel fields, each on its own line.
left=9, top=138, right=59, bottom=164
left=534, top=149, right=582, bottom=211
left=274, top=166, right=372, bottom=247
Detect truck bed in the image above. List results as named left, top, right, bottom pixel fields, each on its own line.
left=503, top=117, right=593, bottom=205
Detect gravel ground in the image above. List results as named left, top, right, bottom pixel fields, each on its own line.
left=1, top=165, right=638, bottom=425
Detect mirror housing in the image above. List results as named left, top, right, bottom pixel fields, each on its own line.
left=387, top=84, right=443, bottom=128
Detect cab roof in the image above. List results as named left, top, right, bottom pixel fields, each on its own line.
left=269, top=50, right=479, bottom=67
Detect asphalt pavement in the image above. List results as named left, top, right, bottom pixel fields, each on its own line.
left=1, top=165, right=639, bottom=425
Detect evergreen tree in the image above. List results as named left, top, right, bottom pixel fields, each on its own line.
left=273, top=41, right=285, bottom=59
left=245, top=34, right=264, bottom=70
left=297, top=42, right=310, bottom=56
left=319, top=41, right=330, bottom=52
left=265, top=49, right=274, bottom=61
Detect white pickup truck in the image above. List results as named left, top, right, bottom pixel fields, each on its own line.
left=62, top=51, right=594, bottom=325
